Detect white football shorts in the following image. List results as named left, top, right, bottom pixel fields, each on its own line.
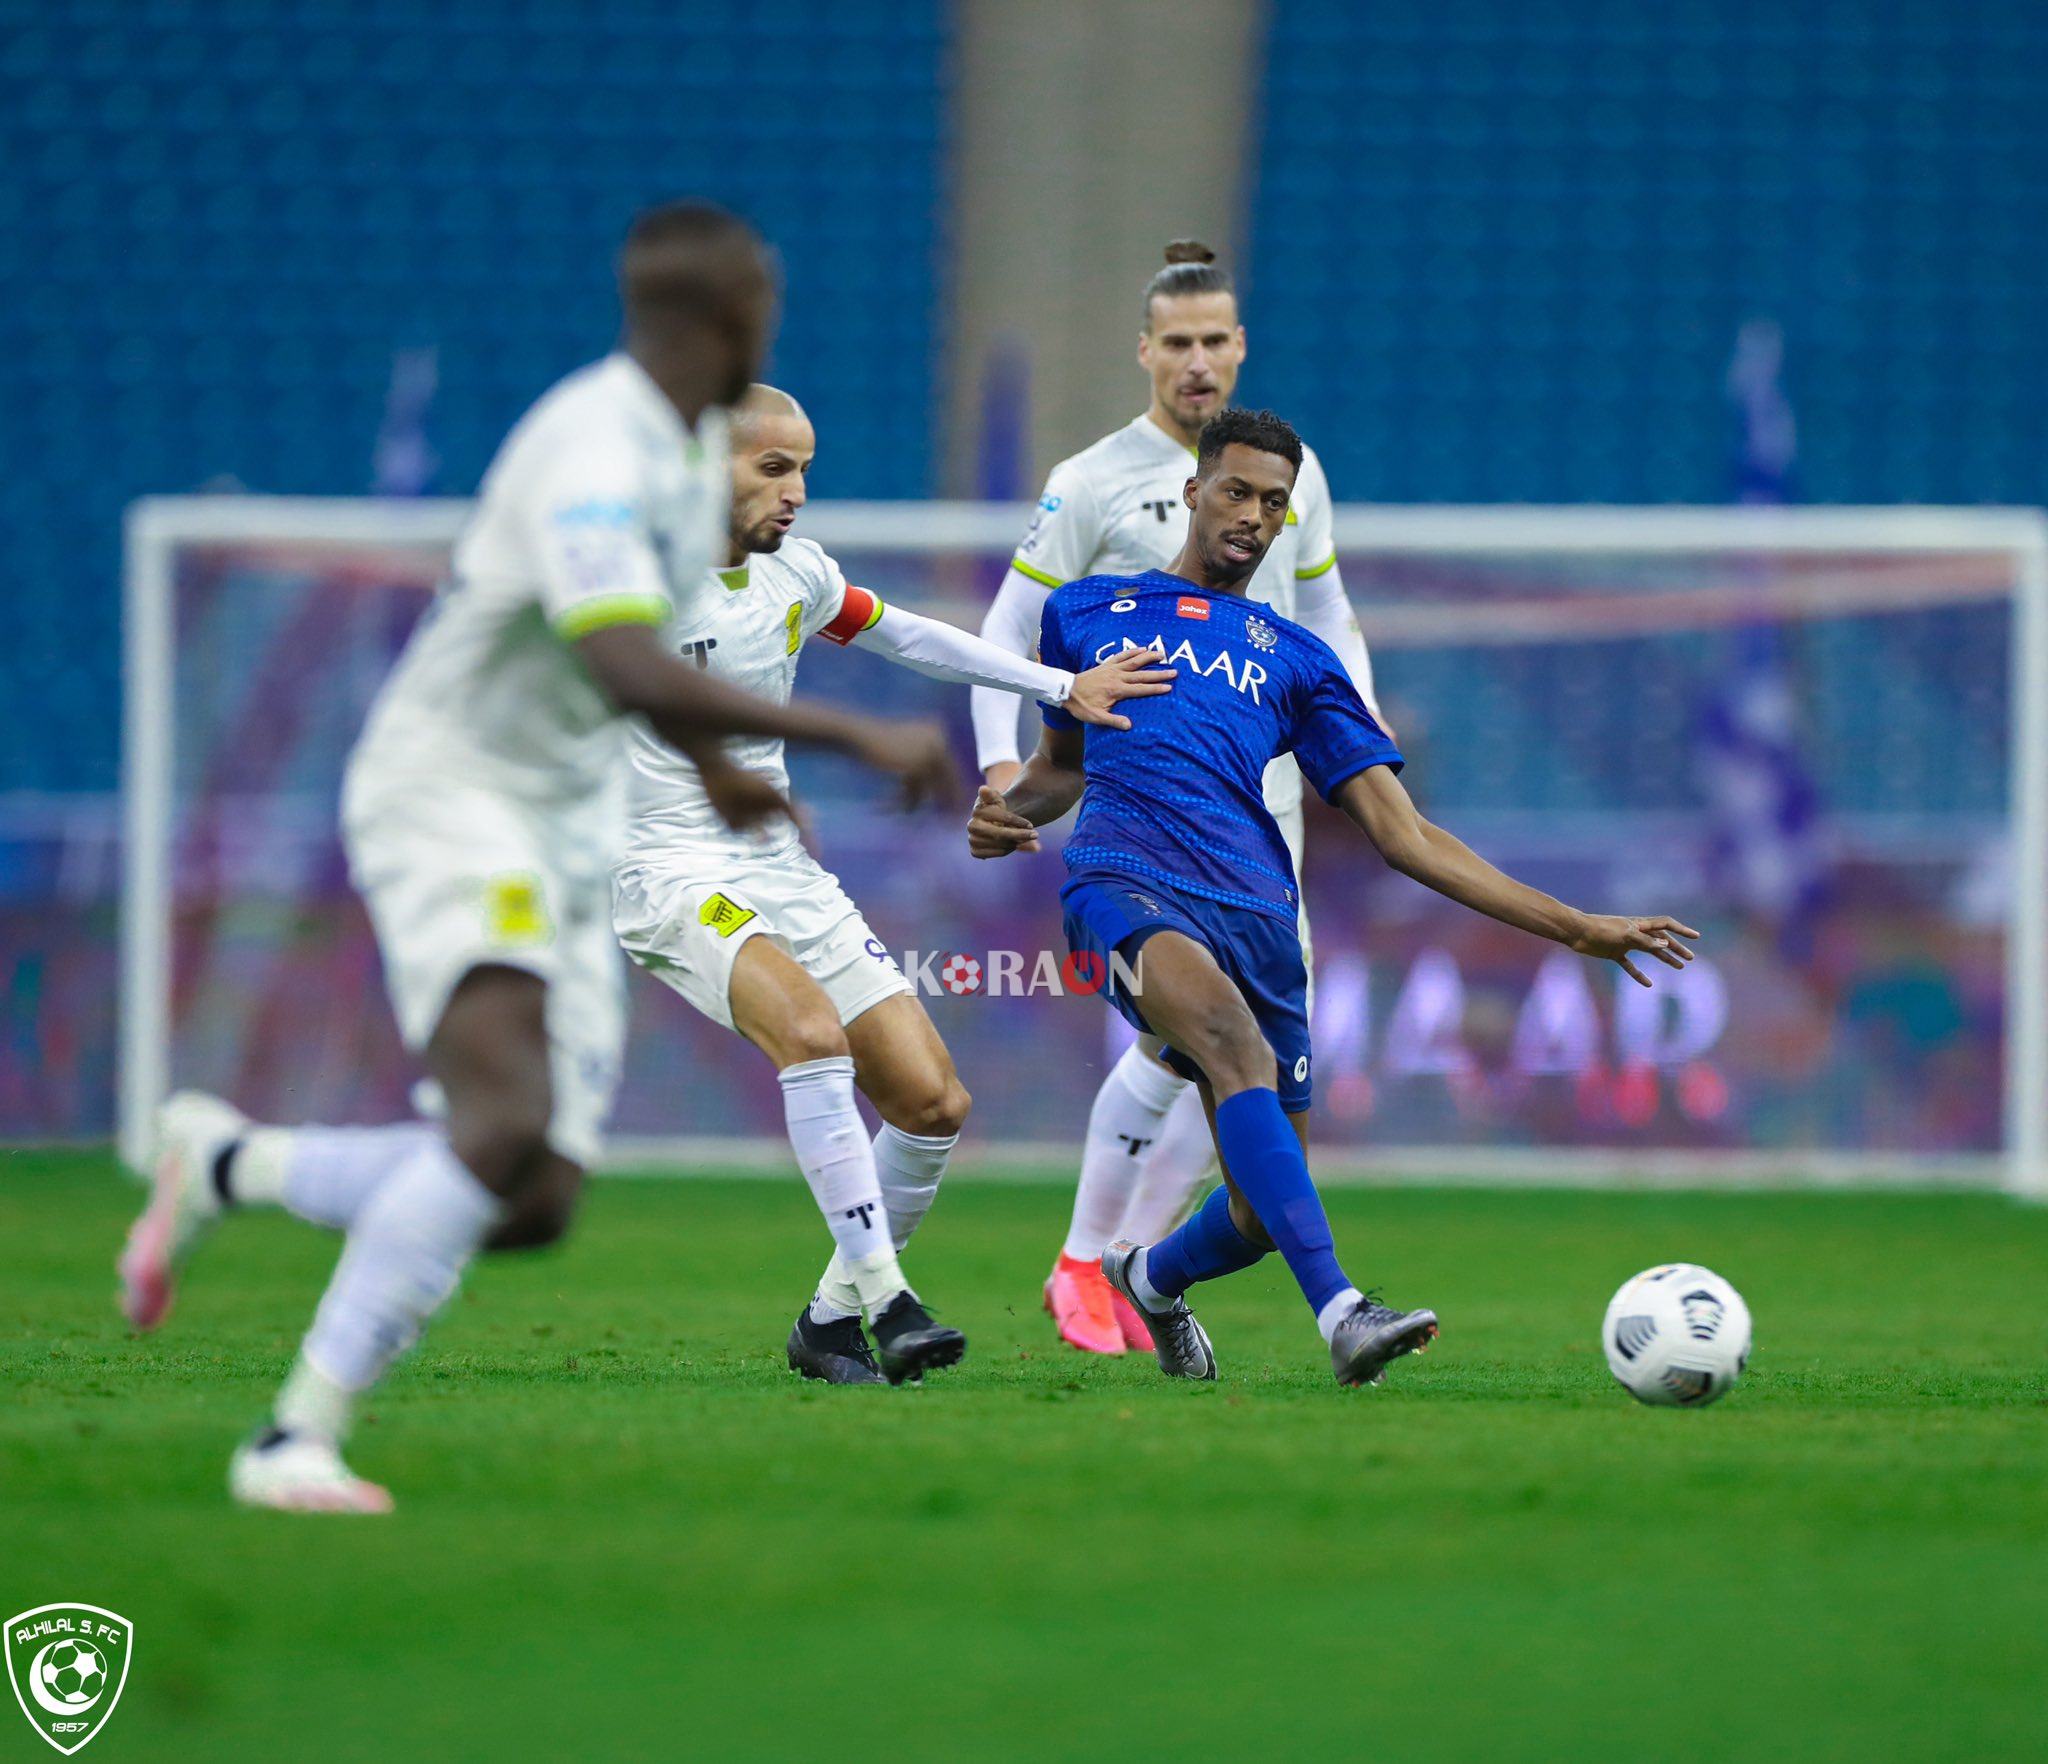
left=341, top=763, right=625, bottom=1167
left=611, top=845, right=910, bottom=1033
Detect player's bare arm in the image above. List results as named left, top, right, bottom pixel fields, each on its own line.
left=576, top=622, right=959, bottom=811
left=967, top=726, right=1087, bottom=857
left=1333, top=764, right=1699, bottom=987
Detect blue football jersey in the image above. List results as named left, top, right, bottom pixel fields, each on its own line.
left=1039, top=569, right=1402, bottom=923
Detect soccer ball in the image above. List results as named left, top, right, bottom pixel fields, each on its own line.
left=41, top=1638, right=108, bottom=1706
left=1601, top=1264, right=1751, bottom=1406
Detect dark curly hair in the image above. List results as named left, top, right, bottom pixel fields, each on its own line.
left=1194, top=407, right=1302, bottom=476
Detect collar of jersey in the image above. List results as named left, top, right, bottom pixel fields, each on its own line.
left=1133, top=411, right=1198, bottom=459
left=718, top=562, right=751, bottom=591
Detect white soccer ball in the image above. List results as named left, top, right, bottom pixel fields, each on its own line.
left=1601, top=1263, right=1752, bottom=1406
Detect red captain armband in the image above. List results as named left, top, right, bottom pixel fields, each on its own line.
left=819, top=584, right=885, bottom=646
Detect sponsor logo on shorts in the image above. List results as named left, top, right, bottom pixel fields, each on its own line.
left=697, top=893, right=758, bottom=938
left=7, top=1604, right=133, bottom=1755
left=484, top=874, right=553, bottom=947
left=1293, top=1055, right=1310, bottom=1082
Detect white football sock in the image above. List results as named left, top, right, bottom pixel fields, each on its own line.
left=780, top=1057, right=906, bottom=1319
left=232, top=1123, right=442, bottom=1231
left=1117, top=1085, right=1219, bottom=1245
left=813, top=1122, right=958, bottom=1320
left=1317, top=1287, right=1364, bottom=1344
left=1060, top=1044, right=1189, bottom=1263
left=290, top=1135, right=502, bottom=1434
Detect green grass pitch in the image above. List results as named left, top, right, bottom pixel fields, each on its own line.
left=3, top=1151, right=2044, bottom=1762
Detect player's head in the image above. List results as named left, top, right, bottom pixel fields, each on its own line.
left=1181, top=407, right=1301, bottom=587
left=619, top=201, right=779, bottom=420
left=729, top=383, right=814, bottom=557
left=1138, top=240, right=1246, bottom=442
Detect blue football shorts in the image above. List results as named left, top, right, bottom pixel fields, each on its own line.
left=1060, top=868, right=1313, bottom=1112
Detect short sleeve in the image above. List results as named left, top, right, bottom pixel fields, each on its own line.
left=790, top=544, right=883, bottom=646
left=1292, top=446, right=1338, bottom=582
left=1037, top=590, right=1083, bottom=729
left=1290, top=655, right=1402, bottom=800
left=531, top=436, right=676, bottom=639
left=1011, top=460, right=1102, bottom=591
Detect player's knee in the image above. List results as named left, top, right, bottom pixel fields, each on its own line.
left=448, top=1099, right=554, bottom=1195
left=777, top=1009, right=851, bottom=1068
left=898, top=1074, right=971, bottom=1138
left=488, top=1178, right=580, bottom=1251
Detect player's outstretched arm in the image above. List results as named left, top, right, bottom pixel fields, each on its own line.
left=576, top=623, right=960, bottom=811
left=1333, top=765, right=1699, bottom=986
left=853, top=609, right=1173, bottom=730
left=971, top=566, right=1056, bottom=790
left=967, top=727, right=1087, bottom=858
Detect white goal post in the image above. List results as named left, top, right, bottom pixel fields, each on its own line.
left=122, top=496, right=2048, bottom=1196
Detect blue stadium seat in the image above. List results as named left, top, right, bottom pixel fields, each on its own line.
left=0, top=0, right=947, bottom=791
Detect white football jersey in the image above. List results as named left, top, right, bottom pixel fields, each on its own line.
left=1006, top=413, right=1340, bottom=809
left=351, top=353, right=728, bottom=818
left=622, top=536, right=867, bottom=869
left=1010, top=413, right=1338, bottom=619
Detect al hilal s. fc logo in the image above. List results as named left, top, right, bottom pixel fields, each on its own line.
left=1244, top=614, right=1279, bottom=651
left=7, top=1605, right=133, bottom=1755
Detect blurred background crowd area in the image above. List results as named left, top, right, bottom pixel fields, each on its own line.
left=2, top=0, right=2042, bottom=1153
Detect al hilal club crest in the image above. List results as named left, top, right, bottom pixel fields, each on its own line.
left=1244, top=614, right=1279, bottom=651
left=6, top=1606, right=133, bottom=1755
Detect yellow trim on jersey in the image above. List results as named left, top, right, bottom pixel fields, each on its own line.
left=784, top=601, right=803, bottom=655
left=553, top=592, right=671, bottom=640
left=1294, top=551, right=1339, bottom=581
left=1010, top=557, right=1063, bottom=589
left=859, top=595, right=885, bottom=633
left=1285, top=505, right=1301, bottom=526
left=719, top=566, right=750, bottom=591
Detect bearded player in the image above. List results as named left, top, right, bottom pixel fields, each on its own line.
left=968, top=408, right=1698, bottom=1385
left=969, top=240, right=1384, bottom=1356
left=116, top=205, right=960, bottom=1512
left=612, top=384, right=1174, bottom=1385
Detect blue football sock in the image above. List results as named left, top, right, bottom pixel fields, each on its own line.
left=1210, top=1087, right=1353, bottom=1318
left=1141, top=1184, right=1268, bottom=1301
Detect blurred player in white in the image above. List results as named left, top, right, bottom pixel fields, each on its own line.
left=614, top=385, right=1173, bottom=1384
left=970, top=241, right=1383, bottom=1356
left=117, top=204, right=956, bottom=1513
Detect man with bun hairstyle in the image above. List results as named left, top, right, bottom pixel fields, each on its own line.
left=969, top=241, right=1384, bottom=1357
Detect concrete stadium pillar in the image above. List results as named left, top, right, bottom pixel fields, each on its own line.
left=943, top=0, right=1265, bottom=495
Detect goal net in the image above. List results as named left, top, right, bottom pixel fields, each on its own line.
left=123, top=498, right=2048, bottom=1194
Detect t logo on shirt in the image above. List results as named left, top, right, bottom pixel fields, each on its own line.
left=1176, top=596, right=1210, bottom=621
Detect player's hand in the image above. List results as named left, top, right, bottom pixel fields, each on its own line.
left=968, top=784, right=1041, bottom=858
left=844, top=717, right=961, bottom=811
left=695, top=750, right=794, bottom=834
left=1064, top=644, right=1175, bottom=730
left=982, top=760, right=1023, bottom=794
left=1569, top=914, right=1701, bottom=987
